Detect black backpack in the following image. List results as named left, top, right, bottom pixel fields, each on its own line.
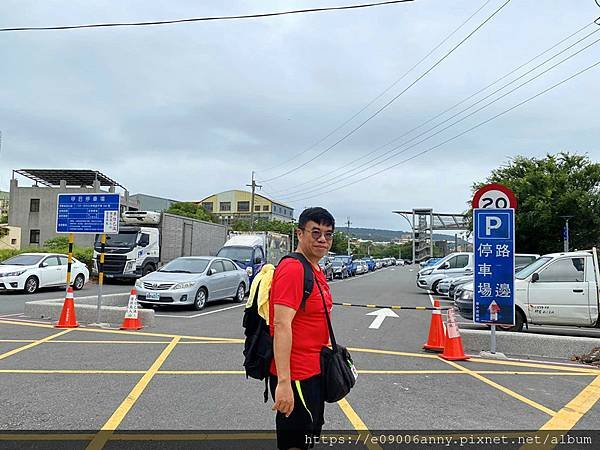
left=242, top=252, right=314, bottom=402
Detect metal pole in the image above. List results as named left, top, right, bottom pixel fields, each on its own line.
left=96, top=233, right=106, bottom=324
left=291, top=219, right=295, bottom=251
left=412, top=211, right=416, bottom=264
left=346, top=217, right=351, bottom=256
left=66, top=233, right=74, bottom=287
left=490, top=325, right=497, bottom=354
left=250, top=172, right=255, bottom=231
left=565, top=219, right=570, bottom=252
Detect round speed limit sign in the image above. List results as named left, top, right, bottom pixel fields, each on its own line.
left=472, top=183, right=517, bottom=210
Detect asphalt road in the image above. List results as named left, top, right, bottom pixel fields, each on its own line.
left=0, top=264, right=598, bottom=450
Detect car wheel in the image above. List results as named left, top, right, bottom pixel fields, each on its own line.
left=142, top=264, right=155, bottom=276
left=193, top=288, right=208, bottom=311
left=73, top=274, right=85, bottom=290
left=498, top=310, right=525, bottom=332
left=431, top=280, right=441, bottom=296
left=234, top=283, right=246, bottom=303
left=24, top=276, right=39, bottom=294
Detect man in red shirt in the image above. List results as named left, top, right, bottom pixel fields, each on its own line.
left=269, top=207, right=335, bottom=450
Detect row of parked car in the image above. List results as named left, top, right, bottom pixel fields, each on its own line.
left=319, top=255, right=407, bottom=280
left=417, top=249, right=600, bottom=332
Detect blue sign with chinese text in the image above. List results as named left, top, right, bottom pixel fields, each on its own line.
left=56, top=193, right=120, bottom=234
left=473, top=208, right=515, bottom=325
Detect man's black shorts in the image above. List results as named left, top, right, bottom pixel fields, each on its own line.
left=269, top=374, right=325, bottom=450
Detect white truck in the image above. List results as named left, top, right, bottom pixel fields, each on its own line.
left=216, top=231, right=290, bottom=282
left=93, top=211, right=228, bottom=280
left=455, top=249, right=600, bottom=332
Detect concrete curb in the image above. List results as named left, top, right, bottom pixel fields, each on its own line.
left=461, top=329, right=599, bottom=360
left=24, top=293, right=155, bottom=327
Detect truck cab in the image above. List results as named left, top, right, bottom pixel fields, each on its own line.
left=93, top=211, right=161, bottom=279
left=515, top=250, right=600, bottom=327
left=216, top=235, right=266, bottom=282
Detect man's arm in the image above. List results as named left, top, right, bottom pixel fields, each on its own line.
left=271, top=304, right=296, bottom=417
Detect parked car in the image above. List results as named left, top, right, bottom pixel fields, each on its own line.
left=319, top=256, right=334, bottom=281
left=361, top=257, right=376, bottom=271
left=455, top=249, right=600, bottom=332
left=333, top=255, right=357, bottom=276
left=0, top=253, right=89, bottom=294
left=332, top=259, right=349, bottom=279
left=417, top=253, right=473, bottom=294
left=355, top=261, right=368, bottom=275
left=419, top=257, right=443, bottom=269
left=135, top=256, right=249, bottom=310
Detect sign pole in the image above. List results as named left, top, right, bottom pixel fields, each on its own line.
left=490, top=325, right=497, bottom=354
left=96, top=233, right=106, bottom=324
left=66, top=233, right=74, bottom=287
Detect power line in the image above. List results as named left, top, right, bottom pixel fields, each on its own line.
left=258, top=0, right=513, bottom=183
left=268, top=20, right=597, bottom=197
left=0, top=0, right=415, bottom=32
left=287, top=55, right=600, bottom=203
left=277, top=24, right=600, bottom=200
left=259, top=0, right=495, bottom=175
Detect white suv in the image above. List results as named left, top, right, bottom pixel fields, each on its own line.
left=0, top=253, right=89, bottom=294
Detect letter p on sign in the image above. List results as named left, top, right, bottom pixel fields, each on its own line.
left=485, top=216, right=502, bottom=235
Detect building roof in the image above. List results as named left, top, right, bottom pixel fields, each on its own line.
left=13, top=169, right=123, bottom=188
left=198, top=189, right=292, bottom=209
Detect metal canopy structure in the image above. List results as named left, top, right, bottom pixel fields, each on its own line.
left=13, top=169, right=123, bottom=188
left=393, top=209, right=469, bottom=263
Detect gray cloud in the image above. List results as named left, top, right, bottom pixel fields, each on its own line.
left=1, top=0, right=599, bottom=230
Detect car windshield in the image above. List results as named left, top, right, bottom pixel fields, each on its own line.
left=0, top=254, right=44, bottom=266
left=97, top=232, right=138, bottom=248
left=332, top=261, right=343, bottom=267
left=319, top=257, right=328, bottom=266
left=515, top=257, right=552, bottom=279
left=217, top=246, right=253, bottom=263
left=158, top=258, right=209, bottom=274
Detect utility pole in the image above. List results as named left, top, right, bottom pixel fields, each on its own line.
left=346, top=217, right=351, bottom=255
left=560, top=215, right=574, bottom=252
left=246, top=171, right=262, bottom=231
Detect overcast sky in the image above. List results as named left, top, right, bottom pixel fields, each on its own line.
left=1, top=0, right=599, bottom=230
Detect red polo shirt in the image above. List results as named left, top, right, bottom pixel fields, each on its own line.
left=269, top=257, right=332, bottom=381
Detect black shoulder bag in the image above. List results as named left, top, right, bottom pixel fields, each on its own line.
left=315, top=279, right=358, bottom=403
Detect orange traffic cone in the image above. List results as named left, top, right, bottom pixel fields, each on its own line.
left=423, top=300, right=445, bottom=352
left=120, top=289, right=143, bottom=330
left=55, top=286, right=79, bottom=328
left=440, top=308, right=469, bottom=361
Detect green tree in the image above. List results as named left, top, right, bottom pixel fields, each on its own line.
left=472, top=152, right=600, bottom=254
left=330, top=231, right=348, bottom=254
left=166, top=202, right=217, bottom=223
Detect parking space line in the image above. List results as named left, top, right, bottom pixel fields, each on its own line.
left=439, top=358, right=557, bottom=417
left=158, top=370, right=245, bottom=375
left=539, top=375, right=600, bottom=430
left=0, top=329, right=73, bottom=362
left=155, top=303, right=245, bottom=318
left=349, top=346, right=439, bottom=359
left=337, top=398, right=382, bottom=450
left=0, top=339, right=35, bottom=343
left=0, top=318, right=53, bottom=329
left=469, top=357, right=600, bottom=374
left=0, top=369, right=145, bottom=374
left=86, top=336, right=180, bottom=450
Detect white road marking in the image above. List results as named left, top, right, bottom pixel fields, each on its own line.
left=0, top=313, right=24, bottom=318
left=367, top=308, right=399, bottom=329
left=155, top=303, right=245, bottom=319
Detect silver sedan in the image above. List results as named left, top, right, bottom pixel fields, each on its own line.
left=135, top=256, right=249, bottom=310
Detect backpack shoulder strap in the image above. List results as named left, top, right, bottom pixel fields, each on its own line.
left=280, top=253, right=314, bottom=310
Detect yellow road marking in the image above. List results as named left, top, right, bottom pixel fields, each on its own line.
left=0, top=339, right=36, bottom=343
left=349, top=346, right=439, bottom=359
left=0, top=369, right=145, bottom=374
left=0, top=319, right=53, bottom=328
left=0, top=434, right=94, bottom=441
left=111, top=433, right=275, bottom=441
left=0, top=329, right=72, bottom=362
left=540, top=375, right=600, bottom=430
left=356, top=370, right=594, bottom=376
left=86, top=337, right=180, bottom=450
left=337, top=398, right=382, bottom=450
left=470, top=357, right=600, bottom=374
left=440, top=358, right=557, bottom=416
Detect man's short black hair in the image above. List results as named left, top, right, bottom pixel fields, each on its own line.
left=298, top=207, right=335, bottom=231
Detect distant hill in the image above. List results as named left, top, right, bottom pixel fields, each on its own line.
left=348, top=227, right=460, bottom=243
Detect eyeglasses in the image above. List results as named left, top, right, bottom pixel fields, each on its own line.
left=300, top=228, right=334, bottom=241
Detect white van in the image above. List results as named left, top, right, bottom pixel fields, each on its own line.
left=416, top=252, right=473, bottom=294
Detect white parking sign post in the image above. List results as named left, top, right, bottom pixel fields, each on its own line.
left=472, top=184, right=517, bottom=355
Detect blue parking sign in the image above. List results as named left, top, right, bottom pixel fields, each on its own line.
left=56, top=193, right=120, bottom=234
left=473, top=209, right=515, bottom=325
